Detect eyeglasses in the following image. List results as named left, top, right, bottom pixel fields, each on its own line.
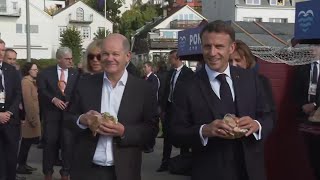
left=87, top=53, right=101, bottom=61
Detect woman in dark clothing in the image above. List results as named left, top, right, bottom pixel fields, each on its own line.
left=230, top=40, right=276, bottom=123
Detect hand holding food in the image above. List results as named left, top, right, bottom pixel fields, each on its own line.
left=223, top=114, right=248, bottom=139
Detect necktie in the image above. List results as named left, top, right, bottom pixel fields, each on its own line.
left=310, top=62, right=318, bottom=102
left=59, top=69, right=66, bottom=95
left=216, top=74, right=234, bottom=113
left=0, top=65, right=4, bottom=92
left=169, top=69, right=177, bottom=102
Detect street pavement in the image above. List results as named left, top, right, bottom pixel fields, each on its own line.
left=19, top=139, right=190, bottom=180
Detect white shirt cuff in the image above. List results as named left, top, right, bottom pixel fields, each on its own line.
left=77, top=115, right=88, bottom=129
left=253, top=120, right=262, bottom=140
left=199, top=124, right=208, bottom=146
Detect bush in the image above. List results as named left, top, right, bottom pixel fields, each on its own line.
left=17, top=59, right=57, bottom=71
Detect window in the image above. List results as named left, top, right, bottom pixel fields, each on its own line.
left=179, top=14, right=183, bottom=20
left=243, top=17, right=262, bottom=22
left=82, top=27, right=90, bottom=39
left=184, top=14, right=188, bottom=20
left=270, top=0, right=284, bottom=5
left=59, top=26, right=67, bottom=37
left=30, top=25, right=39, bottom=33
left=269, top=18, right=287, bottom=23
left=189, top=14, right=194, bottom=20
left=12, top=2, right=17, bottom=10
left=16, top=24, right=22, bottom=33
left=76, top=7, right=84, bottom=21
left=0, top=0, right=6, bottom=12
left=246, top=0, right=260, bottom=5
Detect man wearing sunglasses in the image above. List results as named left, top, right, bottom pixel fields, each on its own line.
left=37, top=47, right=78, bottom=180
left=66, top=34, right=159, bottom=180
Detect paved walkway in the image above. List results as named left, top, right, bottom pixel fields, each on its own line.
left=19, top=139, right=190, bottom=180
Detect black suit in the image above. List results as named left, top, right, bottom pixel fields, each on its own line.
left=0, top=62, right=22, bottom=180
left=170, top=66, right=273, bottom=180
left=160, top=65, right=194, bottom=164
left=294, top=63, right=320, bottom=179
left=37, top=65, right=78, bottom=176
left=65, top=72, right=158, bottom=180
left=146, top=73, right=159, bottom=98
left=294, top=64, right=320, bottom=118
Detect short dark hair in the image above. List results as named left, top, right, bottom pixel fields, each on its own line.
left=200, top=20, right=235, bottom=42
left=169, top=49, right=180, bottom=61
left=5, top=48, right=17, bottom=55
left=143, top=61, right=153, bottom=67
left=21, top=62, right=36, bottom=76
left=0, top=39, right=5, bottom=45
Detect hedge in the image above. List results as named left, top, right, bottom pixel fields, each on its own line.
left=17, top=59, right=58, bottom=71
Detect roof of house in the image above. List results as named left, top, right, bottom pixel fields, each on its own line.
left=236, top=0, right=295, bottom=8
left=52, top=1, right=113, bottom=23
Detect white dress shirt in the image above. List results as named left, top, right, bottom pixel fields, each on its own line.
left=0, top=62, right=5, bottom=89
left=77, top=70, right=128, bottom=166
left=199, top=64, right=262, bottom=146
left=57, top=65, right=68, bottom=83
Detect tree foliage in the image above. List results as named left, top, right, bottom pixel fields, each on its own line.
left=60, top=27, right=83, bottom=64
left=94, top=28, right=111, bottom=40
left=119, top=4, right=160, bottom=41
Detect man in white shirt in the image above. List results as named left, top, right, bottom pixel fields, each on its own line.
left=66, top=34, right=159, bottom=180
left=169, top=20, right=273, bottom=180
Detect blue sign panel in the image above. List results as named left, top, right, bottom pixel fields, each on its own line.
left=295, top=0, right=320, bottom=40
left=178, top=26, right=203, bottom=56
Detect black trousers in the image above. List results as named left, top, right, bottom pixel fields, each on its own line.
left=71, top=165, right=116, bottom=180
left=17, top=137, right=39, bottom=166
left=0, top=123, right=20, bottom=180
left=43, top=119, right=75, bottom=176
left=161, top=102, right=189, bottom=163
left=304, top=133, right=320, bottom=180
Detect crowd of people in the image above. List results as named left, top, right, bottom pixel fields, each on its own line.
left=0, top=20, right=279, bottom=180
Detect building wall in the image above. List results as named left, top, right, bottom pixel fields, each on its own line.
left=52, top=1, right=113, bottom=57
left=0, top=0, right=53, bottom=59
left=30, top=0, right=65, bottom=11
left=202, top=0, right=235, bottom=22
left=236, top=7, right=295, bottom=23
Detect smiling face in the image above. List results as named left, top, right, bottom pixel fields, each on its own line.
left=201, top=31, right=235, bottom=72
left=100, top=35, right=131, bottom=77
left=88, top=47, right=102, bottom=73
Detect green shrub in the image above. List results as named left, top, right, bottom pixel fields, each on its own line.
left=17, top=59, right=57, bottom=71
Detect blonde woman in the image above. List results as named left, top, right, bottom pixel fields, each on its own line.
left=16, top=62, right=41, bottom=174
left=82, top=39, right=103, bottom=74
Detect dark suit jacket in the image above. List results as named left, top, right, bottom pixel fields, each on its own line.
left=37, top=65, right=78, bottom=121
left=293, top=64, right=320, bottom=117
left=170, top=66, right=273, bottom=180
left=66, top=72, right=159, bottom=180
left=1, top=62, right=21, bottom=125
left=146, top=73, right=159, bottom=98
left=126, top=62, right=140, bottom=77
left=160, top=65, right=194, bottom=112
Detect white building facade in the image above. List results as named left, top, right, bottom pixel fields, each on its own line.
left=0, top=0, right=112, bottom=59
left=202, top=0, right=299, bottom=23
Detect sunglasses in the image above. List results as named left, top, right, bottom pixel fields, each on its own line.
left=87, top=53, right=101, bottom=61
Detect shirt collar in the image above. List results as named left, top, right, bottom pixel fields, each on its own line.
left=104, top=69, right=128, bottom=86
left=205, top=64, right=231, bottom=82
left=146, top=72, right=152, bottom=78
left=57, top=65, right=68, bottom=71
left=175, top=64, right=184, bottom=71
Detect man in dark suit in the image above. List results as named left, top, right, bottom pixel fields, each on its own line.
left=142, top=61, right=160, bottom=153
left=157, top=50, right=194, bottom=172
left=0, top=39, right=22, bottom=180
left=294, top=45, right=320, bottom=179
left=65, top=34, right=159, bottom=180
left=37, top=47, right=78, bottom=180
left=169, top=20, right=273, bottom=180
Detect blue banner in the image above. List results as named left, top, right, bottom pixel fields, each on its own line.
left=295, top=0, right=320, bottom=40
left=178, top=26, right=203, bottom=56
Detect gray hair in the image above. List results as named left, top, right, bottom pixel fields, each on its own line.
left=56, top=47, right=72, bottom=60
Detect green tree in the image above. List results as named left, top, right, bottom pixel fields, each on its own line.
left=94, top=28, right=111, bottom=40
left=60, top=27, right=83, bottom=64
left=119, top=4, right=160, bottom=41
